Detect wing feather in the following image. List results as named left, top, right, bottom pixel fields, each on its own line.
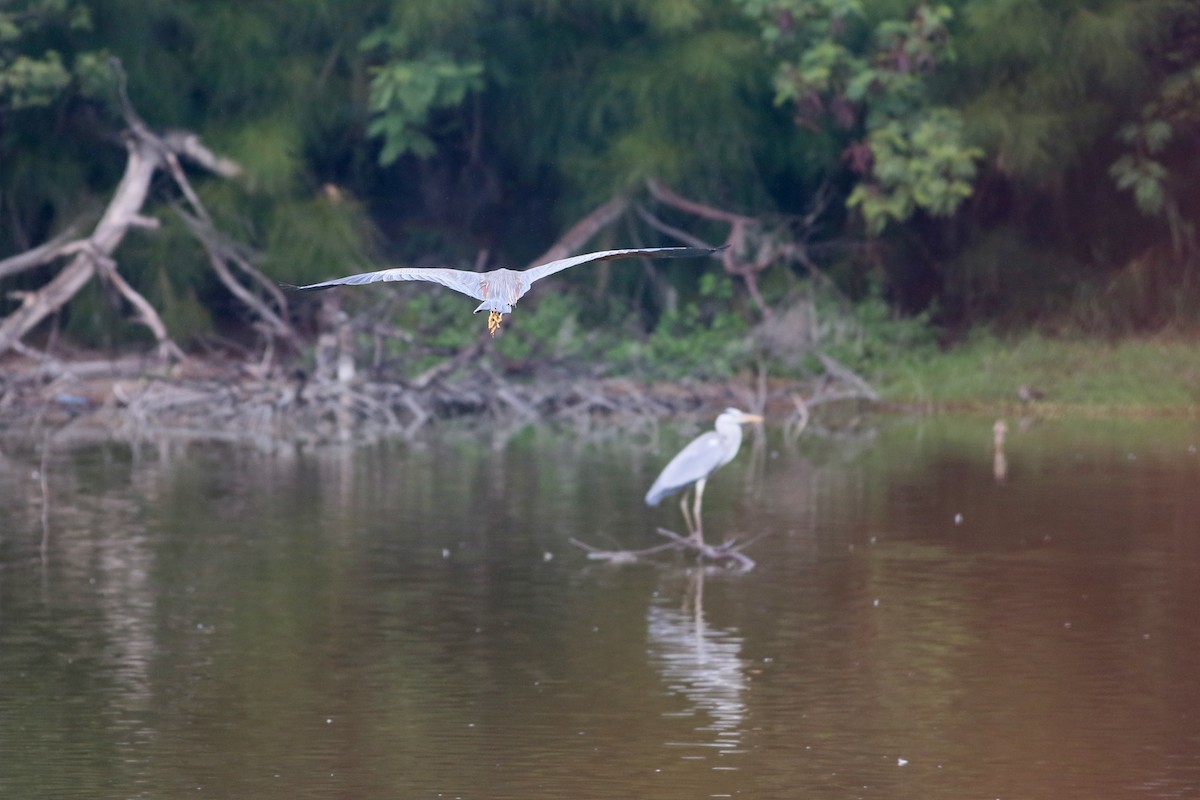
left=294, top=267, right=485, bottom=300
left=523, top=245, right=727, bottom=285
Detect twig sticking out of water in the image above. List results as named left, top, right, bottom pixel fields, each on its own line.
left=39, top=433, right=50, bottom=563
left=569, top=528, right=757, bottom=572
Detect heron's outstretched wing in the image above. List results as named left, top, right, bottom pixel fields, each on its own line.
left=645, top=431, right=730, bottom=507
left=293, top=267, right=486, bottom=301
left=522, top=245, right=727, bottom=286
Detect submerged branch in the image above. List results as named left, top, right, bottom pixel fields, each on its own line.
left=569, top=528, right=757, bottom=571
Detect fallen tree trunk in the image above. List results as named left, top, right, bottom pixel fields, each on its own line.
left=0, top=61, right=284, bottom=361
left=0, top=134, right=167, bottom=356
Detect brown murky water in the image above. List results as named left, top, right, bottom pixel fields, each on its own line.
left=1, top=416, right=1199, bottom=799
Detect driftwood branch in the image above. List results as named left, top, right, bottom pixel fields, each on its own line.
left=570, top=537, right=685, bottom=564
left=655, top=527, right=757, bottom=571
left=93, top=252, right=184, bottom=361
left=528, top=194, right=632, bottom=267
left=176, top=209, right=295, bottom=342
left=0, top=225, right=84, bottom=281
left=569, top=527, right=758, bottom=571
left=815, top=350, right=879, bottom=402
left=162, top=131, right=241, bottom=179
left=410, top=330, right=492, bottom=390
left=645, top=178, right=773, bottom=317
left=646, top=179, right=755, bottom=227
left=634, top=204, right=712, bottom=249
left=0, top=60, right=247, bottom=360
left=0, top=134, right=162, bottom=355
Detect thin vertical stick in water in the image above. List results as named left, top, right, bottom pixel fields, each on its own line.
left=39, top=433, right=50, bottom=562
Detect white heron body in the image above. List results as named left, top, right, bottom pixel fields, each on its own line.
left=645, top=408, right=762, bottom=543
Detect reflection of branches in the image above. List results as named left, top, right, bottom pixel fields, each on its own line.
left=746, top=417, right=768, bottom=502
left=784, top=393, right=811, bottom=445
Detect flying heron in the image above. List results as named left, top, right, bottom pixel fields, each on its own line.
left=645, top=408, right=763, bottom=544
left=291, top=245, right=727, bottom=336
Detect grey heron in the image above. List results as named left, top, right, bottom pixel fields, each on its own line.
left=645, top=408, right=763, bottom=544
left=291, top=245, right=727, bottom=336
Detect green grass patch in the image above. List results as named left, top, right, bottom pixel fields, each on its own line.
left=881, top=331, right=1200, bottom=412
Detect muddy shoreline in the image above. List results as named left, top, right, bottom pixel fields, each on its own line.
left=0, top=351, right=836, bottom=447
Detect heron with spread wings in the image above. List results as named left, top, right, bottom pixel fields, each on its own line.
left=292, top=245, right=727, bottom=336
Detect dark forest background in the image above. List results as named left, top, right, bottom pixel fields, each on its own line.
left=2, top=0, right=1198, bottom=364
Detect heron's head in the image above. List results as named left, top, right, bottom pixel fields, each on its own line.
left=717, top=408, right=764, bottom=427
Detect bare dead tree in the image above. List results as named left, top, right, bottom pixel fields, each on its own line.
left=644, top=179, right=774, bottom=317
left=528, top=194, right=632, bottom=266
left=0, top=59, right=293, bottom=362
left=642, top=178, right=841, bottom=320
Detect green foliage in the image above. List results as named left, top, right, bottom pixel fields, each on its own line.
left=3, top=0, right=1199, bottom=356
left=737, top=0, right=978, bottom=232
left=358, top=2, right=489, bottom=165
left=492, top=293, right=590, bottom=364
left=819, top=281, right=937, bottom=377
left=154, top=271, right=215, bottom=346
left=260, top=194, right=378, bottom=286
left=469, top=274, right=756, bottom=382
left=957, top=0, right=1175, bottom=182
left=882, top=331, right=1200, bottom=409
left=1105, top=2, right=1200, bottom=246
left=0, top=1, right=95, bottom=110
left=354, top=288, right=476, bottom=379
left=479, top=2, right=783, bottom=217
left=847, top=108, right=981, bottom=233
left=635, top=303, right=754, bottom=380
left=0, top=50, right=70, bottom=108
left=1109, top=151, right=1168, bottom=216
left=364, top=46, right=484, bottom=163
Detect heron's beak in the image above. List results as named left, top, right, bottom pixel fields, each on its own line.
left=741, top=413, right=764, bottom=424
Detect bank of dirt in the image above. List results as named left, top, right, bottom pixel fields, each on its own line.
left=0, top=351, right=833, bottom=446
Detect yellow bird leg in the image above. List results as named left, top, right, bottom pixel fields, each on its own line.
left=487, top=311, right=505, bottom=336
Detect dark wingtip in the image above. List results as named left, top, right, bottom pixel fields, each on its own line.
left=282, top=282, right=336, bottom=292
left=711, top=244, right=731, bottom=255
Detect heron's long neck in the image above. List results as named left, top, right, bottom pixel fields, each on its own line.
left=715, top=419, right=744, bottom=461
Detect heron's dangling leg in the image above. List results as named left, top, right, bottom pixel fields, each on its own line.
left=691, top=477, right=708, bottom=545
left=487, top=311, right=505, bottom=336
left=679, top=490, right=696, bottom=537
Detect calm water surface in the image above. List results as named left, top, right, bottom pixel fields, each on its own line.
left=1, top=416, right=1199, bottom=799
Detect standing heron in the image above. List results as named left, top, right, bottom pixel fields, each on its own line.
left=645, top=408, right=763, bottom=544
left=291, top=245, right=727, bottom=336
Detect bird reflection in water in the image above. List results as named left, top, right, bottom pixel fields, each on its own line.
left=647, top=570, right=748, bottom=769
